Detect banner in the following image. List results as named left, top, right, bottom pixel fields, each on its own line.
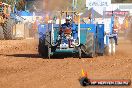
left=86, top=0, right=111, bottom=8
left=104, top=11, right=129, bottom=16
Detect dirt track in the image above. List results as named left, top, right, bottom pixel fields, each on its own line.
left=0, top=39, right=132, bottom=88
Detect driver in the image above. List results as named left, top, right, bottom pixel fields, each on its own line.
left=59, top=16, right=72, bottom=36
left=61, top=16, right=72, bottom=28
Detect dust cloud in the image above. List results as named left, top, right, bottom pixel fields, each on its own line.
left=127, top=16, right=132, bottom=42
left=43, top=0, right=72, bottom=11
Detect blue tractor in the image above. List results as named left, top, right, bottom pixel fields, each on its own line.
left=38, top=11, right=116, bottom=59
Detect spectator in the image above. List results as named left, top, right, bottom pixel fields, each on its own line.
left=123, top=16, right=129, bottom=39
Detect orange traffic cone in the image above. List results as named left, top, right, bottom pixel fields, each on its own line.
left=80, top=69, right=91, bottom=86
left=81, top=69, right=87, bottom=77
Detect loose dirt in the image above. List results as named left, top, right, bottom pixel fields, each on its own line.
left=0, top=39, right=131, bottom=88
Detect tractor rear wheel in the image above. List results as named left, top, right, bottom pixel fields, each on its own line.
left=38, top=31, right=52, bottom=59
left=38, top=39, right=48, bottom=58
left=81, top=33, right=95, bottom=58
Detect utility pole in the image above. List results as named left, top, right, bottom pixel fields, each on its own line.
left=72, top=0, right=74, bottom=11
left=13, top=0, right=17, bottom=13
left=6, top=0, right=7, bottom=3
left=72, top=0, right=77, bottom=19
left=72, top=0, right=77, bottom=11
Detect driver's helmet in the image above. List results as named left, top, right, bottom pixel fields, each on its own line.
left=66, top=15, right=71, bottom=21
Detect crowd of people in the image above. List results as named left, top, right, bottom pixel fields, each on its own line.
left=30, top=13, right=132, bottom=41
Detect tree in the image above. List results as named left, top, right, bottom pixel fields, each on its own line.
left=0, top=0, right=26, bottom=11
left=76, top=0, right=86, bottom=12
left=16, top=0, right=26, bottom=11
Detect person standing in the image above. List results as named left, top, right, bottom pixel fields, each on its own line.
left=123, top=16, right=129, bottom=39
left=113, top=16, right=120, bottom=45
left=32, top=17, right=40, bottom=38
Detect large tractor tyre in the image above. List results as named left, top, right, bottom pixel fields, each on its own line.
left=3, top=19, right=15, bottom=40
left=78, top=46, right=82, bottom=59
left=38, top=39, right=48, bottom=58
left=38, top=31, right=52, bottom=58
left=104, top=38, right=115, bottom=56
left=0, top=26, right=4, bottom=39
left=81, top=33, right=95, bottom=58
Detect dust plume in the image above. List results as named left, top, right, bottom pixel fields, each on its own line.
left=127, top=16, right=132, bottom=42
left=43, top=0, right=72, bottom=11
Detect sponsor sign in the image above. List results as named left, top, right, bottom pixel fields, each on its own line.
left=104, top=11, right=129, bottom=16
left=86, top=0, right=111, bottom=7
